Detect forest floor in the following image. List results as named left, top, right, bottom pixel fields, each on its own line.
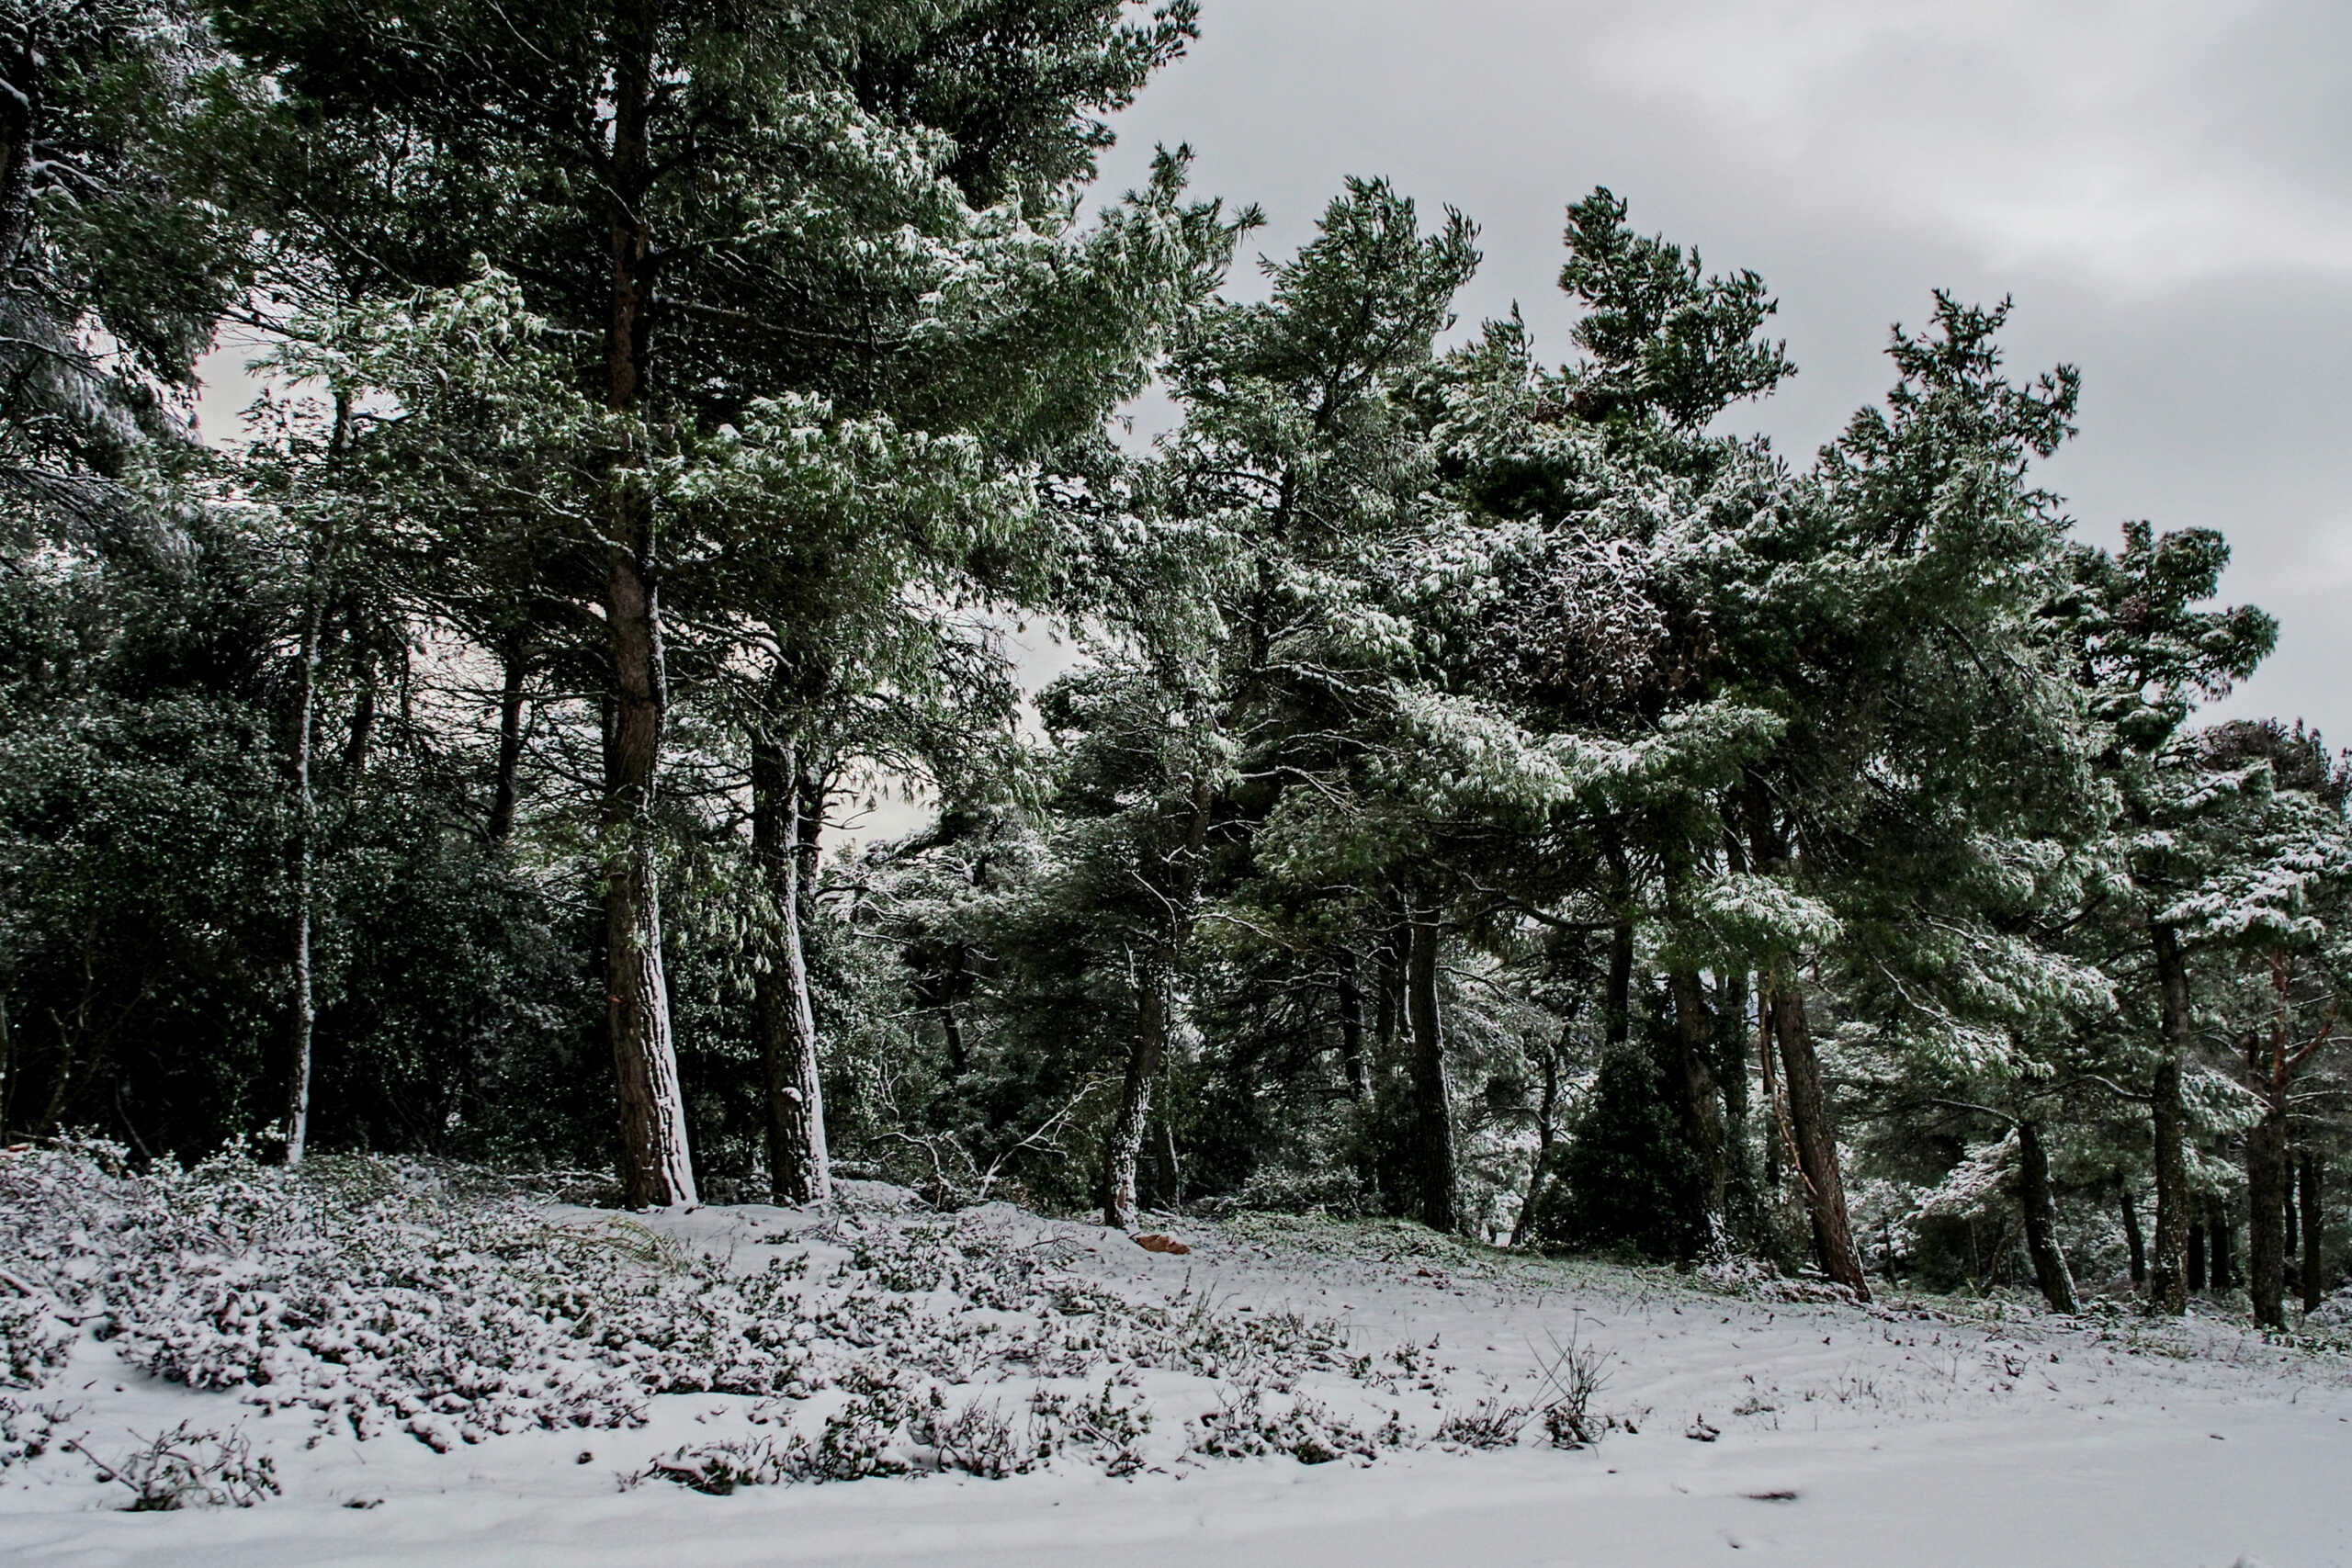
left=2, top=1153, right=2349, bottom=1568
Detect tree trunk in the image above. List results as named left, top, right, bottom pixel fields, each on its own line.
left=1374, top=933, right=1399, bottom=1055
left=2247, top=1108, right=2289, bottom=1328
left=1668, top=967, right=1727, bottom=1260
left=598, top=0, right=695, bottom=1209
left=0, top=38, right=41, bottom=280
left=937, top=945, right=968, bottom=1077
left=1336, top=955, right=1371, bottom=1102
left=753, top=732, right=829, bottom=1206
left=1767, top=971, right=1868, bottom=1297
left=1103, top=955, right=1168, bottom=1230
left=1104, top=779, right=1210, bottom=1229
left=342, top=618, right=376, bottom=783
left=486, top=639, right=528, bottom=842
left=2146, top=923, right=2191, bottom=1314
left=2016, top=1120, right=2078, bottom=1314
left=1407, top=908, right=1457, bottom=1234
left=2208, top=1192, right=2235, bottom=1293
left=2119, top=1177, right=2147, bottom=1286
left=1759, top=990, right=1781, bottom=1195
left=1510, top=1027, right=1565, bottom=1249
left=2300, top=1151, right=2324, bottom=1314
left=282, top=539, right=327, bottom=1168
left=2188, top=1220, right=2208, bottom=1292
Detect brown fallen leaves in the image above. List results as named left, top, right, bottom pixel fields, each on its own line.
left=1132, top=1233, right=1191, bottom=1256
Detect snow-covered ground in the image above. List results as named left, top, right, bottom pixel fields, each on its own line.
left=3, top=1150, right=2347, bottom=1568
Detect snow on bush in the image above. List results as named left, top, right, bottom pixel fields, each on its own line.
left=0, top=1140, right=1396, bottom=1490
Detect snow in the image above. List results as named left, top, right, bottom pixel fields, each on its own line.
left=3, top=1149, right=2347, bottom=1568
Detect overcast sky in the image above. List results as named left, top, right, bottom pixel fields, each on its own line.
left=1094, top=0, right=2351, bottom=744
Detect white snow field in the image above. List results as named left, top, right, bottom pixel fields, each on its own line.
left=2, top=1145, right=2347, bottom=1568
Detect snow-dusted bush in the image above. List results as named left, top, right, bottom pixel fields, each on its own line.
left=69, top=1421, right=280, bottom=1510
left=0, top=1141, right=1365, bottom=1487
left=1190, top=1383, right=1399, bottom=1464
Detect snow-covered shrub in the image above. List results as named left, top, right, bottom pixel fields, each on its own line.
left=0, top=1286, right=73, bottom=1390
left=1433, top=1396, right=1531, bottom=1450
left=632, top=1436, right=793, bottom=1495
left=0, top=1396, right=67, bottom=1469
left=1190, top=1384, right=1395, bottom=1464
left=73, top=1422, right=280, bottom=1510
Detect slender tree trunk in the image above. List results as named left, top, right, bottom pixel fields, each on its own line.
left=0, top=39, right=42, bottom=280
left=1336, top=956, right=1371, bottom=1102
left=1767, top=971, right=1867, bottom=1296
left=2300, top=1151, right=2324, bottom=1314
left=753, top=732, right=829, bottom=1206
left=1510, top=1029, right=1564, bottom=1249
left=486, top=640, right=529, bottom=842
left=342, top=626, right=376, bottom=783
left=1103, top=780, right=1210, bottom=1229
left=2016, top=1120, right=2078, bottom=1314
left=1667, top=967, right=1727, bottom=1260
left=2146, top=923, right=2191, bottom=1314
left=2208, top=1192, right=2236, bottom=1292
left=2188, top=1220, right=2208, bottom=1292
left=283, top=543, right=327, bottom=1168
left=1102, top=955, right=1168, bottom=1230
left=2119, top=1177, right=2147, bottom=1286
left=937, top=946, right=968, bottom=1077
left=2248, top=1110, right=2289, bottom=1327
left=598, top=0, right=694, bottom=1208
left=1759, top=989, right=1781, bottom=1194
left=1374, top=933, right=1400, bottom=1055
left=1406, top=907, right=1458, bottom=1234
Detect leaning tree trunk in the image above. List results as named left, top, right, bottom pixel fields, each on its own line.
left=1766, top=970, right=1868, bottom=1297
left=2016, top=1119, right=2079, bottom=1314
left=1667, top=967, right=1728, bottom=1261
left=1102, top=954, right=1170, bottom=1231
left=2145, top=923, right=2192, bottom=1314
left=1406, top=907, right=1458, bottom=1235
left=754, top=732, right=829, bottom=1206
left=596, top=0, right=695, bottom=1208
left=2300, top=1152, right=2324, bottom=1314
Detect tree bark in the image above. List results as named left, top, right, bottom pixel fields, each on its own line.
left=1766, top=971, right=1867, bottom=1297
left=2300, top=1151, right=2324, bottom=1314
left=2146, top=923, right=2191, bottom=1314
left=0, top=34, right=42, bottom=280
left=1407, top=907, right=1458, bottom=1234
left=1336, top=955, right=1371, bottom=1103
left=1510, top=1026, right=1565, bottom=1249
left=2188, top=1220, right=2207, bottom=1292
left=2119, top=1176, right=2147, bottom=1286
left=2247, top=1111, right=2289, bottom=1327
left=753, top=732, right=829, bottom=1206
left=597, top=0, right=695, bottom=1208
left=486, top=639, right=528, bottom=842
left=2208, top=1192, right=2236, bottom=1293
left=1102, top=779, right=1210, bottom=1229
left=1667, top=967, right=1727, bottom=1260
left=2016, top=1120, right=2078, bottom=1314
left=1102, top=955, right=1168, bottom=1230
left=283, top=537, right=327, bottom=1168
